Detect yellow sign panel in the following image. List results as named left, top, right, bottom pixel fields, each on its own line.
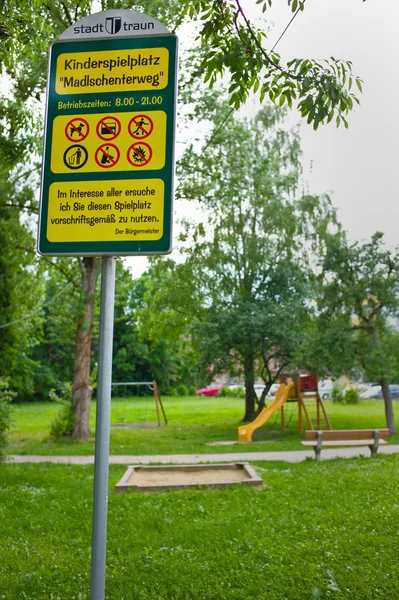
left=56, top=48, right=169, bottom=94
left=51, top=111, right=166, bottom=173
left=47, top=179, right=164, bottom=242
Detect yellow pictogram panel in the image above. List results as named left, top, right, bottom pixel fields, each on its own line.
left=55, top=48, right=169, bottom=94
left=47, top=179, right=164, bottom=242
left=50, top=111, right=166, bottom=173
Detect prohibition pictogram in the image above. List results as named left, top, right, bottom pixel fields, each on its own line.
left=95, top=143, right=120, bottom=169
left=127, top=142, right=153, bottom=167
left=96, top=116, right=121, bottom=141
left=128, top=115, right=154, bottom=140
left=65, top=118, right=90, bottom=142
left=63, top=144, right=89, bottom=169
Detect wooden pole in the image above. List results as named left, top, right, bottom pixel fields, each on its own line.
left=153, top=381, right=168, bottom=425
left=298, top=388, right=303, bottom=434
left=153, top=380, right=161, bottom=426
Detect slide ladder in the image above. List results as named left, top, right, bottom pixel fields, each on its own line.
left=299, top=394, right=332, bottom=431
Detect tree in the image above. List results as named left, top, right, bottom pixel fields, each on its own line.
left=112, top=262, right=153, bottom=387
left=127, top=261, right=201, bottom=392
left=0, top=0, right=185, bottom=436
left=0, top=0, right=361, bottom=433
left=144, top=105, right=340, bottom=421
left=181, top=0, right=363, bottom=129
left=309, top=232, right=399, bottom=435
left=29, top=262, right=81, bottom=400
left=0, top=62, right=45, bottom=399
left=0, top=204, right=44, bottom=399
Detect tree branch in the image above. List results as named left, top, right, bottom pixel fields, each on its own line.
left=61, top=1, right=73, bottom=26
left=2, top=203, right=38, bottom=214
left=16, top=244, right=81, bottom=290
left=233, top=0, right=295, bottom=78
left=43, top=258, right=81, bottom=290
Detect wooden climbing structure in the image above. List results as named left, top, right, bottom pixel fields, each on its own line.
left=279, top=374, right=332, bottom=433
left=296, top=374, right=332, bottom=433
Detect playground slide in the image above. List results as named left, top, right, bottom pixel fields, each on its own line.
left=238, top=382, right=295, bottom=443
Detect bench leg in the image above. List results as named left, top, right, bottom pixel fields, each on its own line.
left=314, top=431, right=323, bottom=462
left=369, top=430, right=380, bottom=458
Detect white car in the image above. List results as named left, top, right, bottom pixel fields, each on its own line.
left=343, top=384, right=370, bottom=397
left=318, top=379, right=333, bottom=400
left=253, top=384, right=266, bottom=398
left=359, top=385, right=381, bottom=399
left=267, top=383, right=279, bottom=397
left=254, top=383, right=279, bottom=398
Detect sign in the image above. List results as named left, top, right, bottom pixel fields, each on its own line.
left=58, top=9, right=169, bottom=40
left=38, top=12, right=178, bottom=256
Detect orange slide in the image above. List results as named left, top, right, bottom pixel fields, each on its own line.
left=238, top=381, right=295, bottom=442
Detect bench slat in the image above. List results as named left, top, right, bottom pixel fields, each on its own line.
left=302, top=439, right=388, bottom=448
left=304, top=429, right=389, bottom=441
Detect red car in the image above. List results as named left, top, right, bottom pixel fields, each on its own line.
left=195, top=385, right=222, bottom=397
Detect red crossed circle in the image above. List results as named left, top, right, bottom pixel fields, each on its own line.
left=95, top=143, right=120, bottom=169
left=96, top=116, right=121, bottom=141
left=65, top=117, right=90, bottom=142
left=128, top=114, right=154, bottom=140
left=127, top=142, right=152, bottom=167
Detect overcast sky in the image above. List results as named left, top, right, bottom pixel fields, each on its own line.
left=264, top=0, right=399, bottom=248
left=128, top=0, right=399, bottom=275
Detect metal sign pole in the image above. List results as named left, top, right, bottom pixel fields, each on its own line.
left=90, top=256, right=116, bottom=600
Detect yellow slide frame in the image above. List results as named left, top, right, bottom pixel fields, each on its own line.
left=238, top=381, right=295, bottom=443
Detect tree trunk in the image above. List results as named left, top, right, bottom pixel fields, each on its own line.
left=73, top=257, right=100, bottom=439
left=243, top=352, right=257, bottom=422
left=371, top=327, right=396, bottom=435
left=257, top=387, right=269, bottom=413
left=380, top=378, right=396, bottom=435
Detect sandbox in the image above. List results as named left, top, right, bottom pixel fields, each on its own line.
left=115, top=462, right=263, bottom=493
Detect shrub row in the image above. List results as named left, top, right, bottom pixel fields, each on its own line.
left=331, top=386, right=360, bottom=405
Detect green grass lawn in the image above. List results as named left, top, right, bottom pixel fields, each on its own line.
left=6, top=395, right=399, bottom=456
left=1, top=456, right=399, bottom=599
left=3, top=397, right=399, bottom=599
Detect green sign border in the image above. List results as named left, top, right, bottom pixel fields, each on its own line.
left=38, top=34, right=177, bottom=256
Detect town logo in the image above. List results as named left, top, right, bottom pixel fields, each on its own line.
left=105, top=17, right=122, bottom=35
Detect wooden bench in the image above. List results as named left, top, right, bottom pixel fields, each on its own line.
left=301, top=429, right=389, bottom=462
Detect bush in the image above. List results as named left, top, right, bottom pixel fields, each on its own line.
left=49, top=383, right=76, bottom=439
left=0, top=378, right=14, bottom=461
left=219, top=387, right=245, bottom=398
left=168, top=387, right=177, bottom=397
left=188, top=385, right=196, bottom=396
left=344, top=388, right=360, bottom=405
left=331, top=385, right=360, bottom=405
left=176, top=384, right=188, bottom=396
left=331, top=386, right=345, bottom=404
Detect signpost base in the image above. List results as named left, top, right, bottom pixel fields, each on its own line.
left=90, top=256, right=116, bottom=600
